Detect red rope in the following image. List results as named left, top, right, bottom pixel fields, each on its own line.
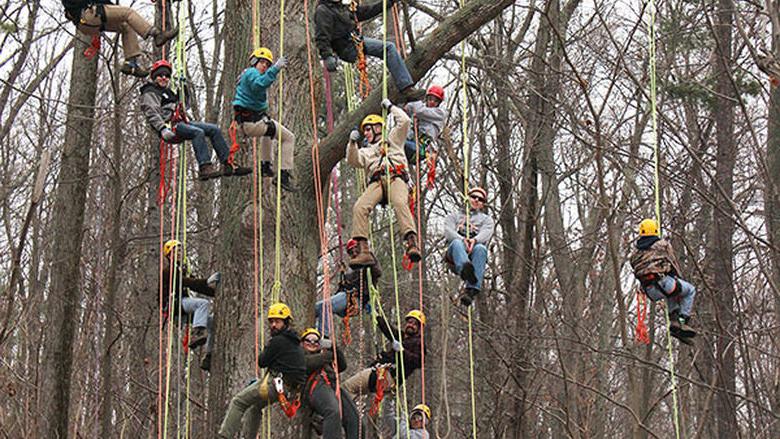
left=83, top=35, right=100, bottom=59
left=369, top=367, right=388, bottom=417
left=635, top=290, right=650, bottom=345
left=227, top=121, right=240, bottom=166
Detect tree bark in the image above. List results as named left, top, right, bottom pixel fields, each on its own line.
left=37, top=34, right=97, bottom=438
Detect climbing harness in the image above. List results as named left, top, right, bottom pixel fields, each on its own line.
left=274, top=377, right=302, bottom=418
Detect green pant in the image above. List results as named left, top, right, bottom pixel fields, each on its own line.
left=218, top=379, right=276, bottom=438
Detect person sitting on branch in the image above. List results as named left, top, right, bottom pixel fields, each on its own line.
left=342, top=310, right=425, bottom=397
left=346, top=99, right=421, bottom=268
left=443, top=187, right=495, bottom=306
left=392, top=404, right=431, bottom=439
left=314, top=0, right=424, bottom=101
left=61, top=0, right=179, bottom=77
left=404, top=85, right=447, bottom=165
left=233, top=47, right=297, bottom=192
left=218, top=303, right=307, bottom=438
left=314, top=239, right=382, bottom=338
left=300, top=328, right=362, bottom=439
left=629, top=219, right=698, bottom=342
left=141, top=60, right=251, bottom=181
left=159, top=239, right=220, bottom=371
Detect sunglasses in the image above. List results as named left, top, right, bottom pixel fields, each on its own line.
left=155, top=74, right=170, bottom=79
left=470, top=194, right=486, bottom=203
left=303, top=338, right=320, bottom=344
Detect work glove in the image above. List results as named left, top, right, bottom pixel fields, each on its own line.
left=349, top=129, right=361, bottom=142
left=320, top=337, right=333, bottom=349
left=392, top=340, right=403, bottom=352
left=273, top=56, right=288, bottom=70
left=161, top=127, right=176, bottom=141
left=324, top=56, right=339, bottom=72
left=207, top=272, right=222, bottom=289
left=381, top=98, right=393, bottom=111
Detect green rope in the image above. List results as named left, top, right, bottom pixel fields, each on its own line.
left=647, top=1, right=681, bottom=437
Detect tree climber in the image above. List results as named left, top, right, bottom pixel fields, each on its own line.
left=403, top=85, right=447, bottom=165
left=314, top=239, right=382, bottom=338
left=61, top=0, right=178, bottom=77
left=233, top=47, right=298, bottom=192
left=342, top=310, right=425, bottom=397
left=160, top=240, right=220, bottom=371
left=141, top=60, right=251, bottom=181
left=346, top=99, right=421, bottom=268
left=443, top=187, right=495, bottom=306
left=314, top=0, right=424, bottom=101
left=218, top=303, right=306, bottom=438
left=300, top=328, right=362, bottom=439
left=392, top=404, right=431, bottom=439
left=630, top=219, right=698, bottom=341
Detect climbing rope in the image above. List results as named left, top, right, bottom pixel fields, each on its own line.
left=646, top=0, right=681, bottom=437
left=272, top=0, right=286, bottom=303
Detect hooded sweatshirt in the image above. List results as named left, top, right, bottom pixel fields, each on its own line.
left=405, top=101, right=447, bottom=142
left=140, top=81, right=180, bottom=135
left=232, top=65, right=281, bottom=113
left=313, top=0, right=387, bottom=61
left=629, top=236, right=683, bottom=280
left=443, top=209, right=495, bottom=245
left=258, top=327, right=307, bottom=387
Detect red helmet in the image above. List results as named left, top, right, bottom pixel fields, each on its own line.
left=150, top=59, right=173, bottom=79
left=426, top=85, right=444, bottom=101
left=346, top=239, right=358, bottom=251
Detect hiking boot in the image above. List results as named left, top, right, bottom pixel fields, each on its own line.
left=404, top=232, right=421, bottom=262
left=277, top=170, right=298, bottom=192
left=459, top=287, right=479, bottom=306
left=188, top=327, right=208, bottom=349
left=672, top=332, right=695, bottom=346
left=400, top=86, right=426, bottom=102
left=460, top=261, right=478, bottom=284
left=676, top=315, right=697, bottom=338
left=261, top=161, right=273, bottom=177
left=221, top=161, right=252, bottom=177
left=120, top=59, right=149, bottom=78
left=349, top=239, right=376, bottom=268
left=198, top=163, right=221, bottom=181
left=151, top=25, right=179, bottom=47
left=200, top=351, right=212, bottom=371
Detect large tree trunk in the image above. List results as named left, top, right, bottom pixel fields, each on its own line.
left=710, top=0, right=739, bottom=436
left=37, top=34, right=98, bottom=438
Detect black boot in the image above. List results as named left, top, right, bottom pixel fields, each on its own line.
left=120, top=58, right=149, bottom=78
left=459, top=287, right=479, bottom=306
left=200, top=351, right=212, bottom=371
left=221, top=161, right=252, bottom=177
left=198, top=162, right=222, bottom=181
left=459, top=261, right=477, bottom=284
left=261, top=161, right=273, bottom=177
left=278, top=170, right=298, bottom=192
left=188, top=327, right=208, bottom=349
left=676, top=314, right=697, bottom=338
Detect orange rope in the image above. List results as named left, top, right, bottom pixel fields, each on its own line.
left=413, top=117, right=425, bottom=404
left=636, top=289, right=650, bottom=345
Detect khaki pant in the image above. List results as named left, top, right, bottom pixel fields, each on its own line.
left=351, top=178, right=415, bottom=239
left=218, top=376, right=277, bottom=438
left=343, top=367, right=395, bottom=396
left=239, top=119, right=296, bottom=170
left=78, top=5, right=153, bottom=60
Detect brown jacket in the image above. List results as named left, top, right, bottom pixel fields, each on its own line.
left=346, top=105, right=411, bottom=176
left=630, top=236, right=683, bottom=280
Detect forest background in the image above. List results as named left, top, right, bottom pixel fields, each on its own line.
left=2, top=0, right=780, bottom=438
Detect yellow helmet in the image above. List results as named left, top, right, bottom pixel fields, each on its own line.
left=300, top=328, right=321, bottom=340
left=411, top=403, right=431, bottom=419
left=405, top=309, right=426, bottom=326
left=163, top=239, right=181, bottom=256
left=250, top=47, right=274, bottom=65
left=268, top=303, right=292, bottom=320
left=360, top=114, right=384, bottom=131
left=638, top=218, right=660, bottom=237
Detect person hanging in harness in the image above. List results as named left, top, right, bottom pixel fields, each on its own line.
left=218, top=303, right=307, bottom=438
left=386, top=403, right=430, bottom=439
left=160, top=239, right=221, bottom=371
left=232, top=47, right=298, bottom=192
left=346, top=99, right=421, bottom=268
left=314, top=0, right=425, bottom=101
left=141, top=60, right=251, bottom=181
left=61, top=0, right=179, bottom=77
left=300, top=328, right=363, bottom=439
left=314, top=239, right=382, bottom=338
left=403, top=85, right=447, bottom=166
left=443, top=187, right=495, bottom=306
left=629, top=219, right=698, bottom=342
left=342, top=309, right=425, bottom=398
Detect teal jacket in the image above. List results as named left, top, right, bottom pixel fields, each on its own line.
left=232, top=65, right=280, bottom=113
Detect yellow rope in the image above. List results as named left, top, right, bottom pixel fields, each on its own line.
left=272, top=0, right=286, bottom=303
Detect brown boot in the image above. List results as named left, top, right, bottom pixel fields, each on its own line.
left=151, top=26, right=180, bottom=47
left=198, top=163, right=221, bottom=181
left=349, top=239, right=376, bottom=268
left=404, top=232, right=421, bottom=262
left=188, top=327, right=208, bottom=349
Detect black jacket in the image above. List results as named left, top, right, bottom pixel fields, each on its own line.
left=373, top=316, right=423, bottom=386
left=160, top=260, right=215, bottom=313
left=258, top=328, right=307, bottom=387
left=340, top=265, right=381, bottom=308
left=62, top=0, right=112, bottom=25
left=314, top=0, right=390, bottom=61
left=305, top=347, right=347, bottom=390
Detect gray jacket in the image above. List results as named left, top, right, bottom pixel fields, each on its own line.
left=405, top=101, right=447, bottom=142
left=395, top=420, right=429, bottom=439
left=140, top=81, right=186, bottom=134
left=443, top=209, right=494, bottom=245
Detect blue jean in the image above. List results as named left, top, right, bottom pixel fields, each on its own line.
left=315, top=292, right=348, bottom=338
left=447, top=240, right=488, bottom=291
left=362, top=38, right=413, bottom=91
left=180, top=297, right=214, bottom=352
left=643, top=274, right=696, bottom=317
left=174, top=121, right=230, bottom=166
